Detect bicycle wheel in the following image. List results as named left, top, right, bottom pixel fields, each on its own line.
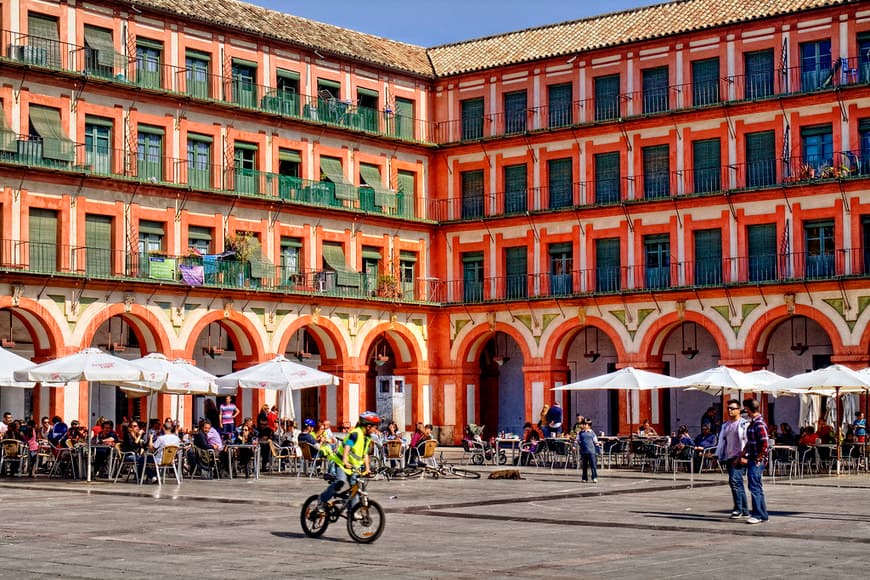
left=498, top=451, right=507, bottom=465
left=471, top=453, right=484, bottom=465
left=447, top=466, right=481, bottom=479
left=347, top=500, right=385, bottom=544
left=300, top=494, right=330, bottom=537
left=393, top=466, right=424, bottom=479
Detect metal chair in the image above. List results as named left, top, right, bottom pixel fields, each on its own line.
left=190, top=447, right=221, bottom=480
left=143, top=445, right=181, bottom=485
left=49, top=440, right=79, bottom=479
left=672, top=446, right=695, bottom=485
left=519, top=441, right=542, bottom=467
left=771, top=445, right=798, bottom=481
left=268, top=440, right=298, bottom=473
left=383, top=439, right=405, bottom=469
left=0, top=440, right=27, bottom=476
left=112, top=446, right=141, bottom=483
left=298, top=441, right=323, bottom=477
left=410, top=439, right=439, bottom=468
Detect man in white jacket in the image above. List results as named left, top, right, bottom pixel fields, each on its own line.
left=716, top=399, right=749, bottom=519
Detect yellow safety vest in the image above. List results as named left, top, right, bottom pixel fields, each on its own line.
left=336, top=426, right=370, bottom=469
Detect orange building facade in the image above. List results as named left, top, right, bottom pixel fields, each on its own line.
left=1, top=0, right=869, bottom=440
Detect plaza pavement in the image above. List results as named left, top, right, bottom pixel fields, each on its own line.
left=1, top=448, right=869, bottom=579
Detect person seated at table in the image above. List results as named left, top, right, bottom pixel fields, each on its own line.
left=693, top=424, right=717, bottom=450
left=520, top=422, right=543, bottom=466
left=544, top=401, right=563, bottom=438
left=298, top=419, right=320, bottom=451
left=316, top=420, right=337, bottom=449
left=798, top=425, right=820, bottom=448
left=570, top=414, right=586, bottom=438
left=38, top=416, right=51, bottom=440
left=236, top=417, right=256, bottom=439
left=408, top=422, right=426, bottom=450
left=700, top=406, right=721, bottom=435
left=47, top=416, right=68, bottom=447
left=19, top=420, right=39, bottom=477
left=256, top=416, right=274, bottom=472
left=67, top=421, right=87, bottom=446
left=670, top=425, right=694, bottom=459
left=816, top=418, right=834, bottom=444
left=279, top=420, right=298, bottom=448
left=462, top=424, right=494, bottom=462
left=234, top=423, right=256, bottom=478
left=638, top=419, right=658, bottom=438
left=382, top=421, right=401, bottom=441
left=852, top=412, right=867, bottom=444
left=122, top=421, right=146, bottom=455
left=189, top=419, right=225, bottom=477
left=144, top=420, right=181, bottom=484
left=777, top=422, right=798, bottom=445
left=408, top=424, right=434, bottom=466
left=90, top=416, right=106, bottom=443
left=92, top=421, right=119, bottom=477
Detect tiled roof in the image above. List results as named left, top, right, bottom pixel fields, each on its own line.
left=128, top=0, right=434, bottom=77
left=427, top=0, right=853, bottom=76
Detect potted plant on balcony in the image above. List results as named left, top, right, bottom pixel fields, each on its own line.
left=376, top=274, right=401, bottom=298
left=225, top=232, right=254, bottom=287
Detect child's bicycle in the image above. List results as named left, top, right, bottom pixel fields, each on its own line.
left=300, top=470, right=385, bottom=543
left=420, top=453, right=482, bottom=479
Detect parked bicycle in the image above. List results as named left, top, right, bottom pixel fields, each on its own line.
left=420, top=453, right=481, bottom=479
left=300, top=470, right=385, bottom=543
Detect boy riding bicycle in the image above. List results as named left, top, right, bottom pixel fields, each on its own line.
left=316, top=411, right=381, bottom=512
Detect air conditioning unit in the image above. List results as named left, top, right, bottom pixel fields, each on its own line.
left=8, top=44, right=47, bottom=65
left=8, top=45, right=26, bottom=61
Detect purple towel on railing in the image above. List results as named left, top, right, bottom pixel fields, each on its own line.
left=179, top=264, right=204, bottom=286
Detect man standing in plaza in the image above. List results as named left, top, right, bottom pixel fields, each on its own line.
left=742, top=398, right=769, bottom=524
left=716, top=399, right=748, bottom=519
left=219, top=396, right=239, bottom=437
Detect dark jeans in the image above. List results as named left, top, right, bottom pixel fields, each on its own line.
left=726, top=458, right=748, bottom=515
left=747, top=461, right=768, bottom=520
left=581, top=452, right=598, bottom=481
left=319, top=468, right=359, bottom=509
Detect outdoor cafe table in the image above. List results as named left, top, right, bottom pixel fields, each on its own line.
left=225, top=444, right=260, bottom=480
left=495, top=437, right=521, bottom=465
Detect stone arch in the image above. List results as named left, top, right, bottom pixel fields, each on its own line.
left=743, top=304, right=845, bottom=357
left=275, top=316, right=349, bottom=363
left=638, top=310, right=731, bottom=362
left=543, top=316, right=628, bottom=364
left=182, top=309, right=266, bottom=362
left=75, top=303, right=172, bottom=355
left=0, top=297, right=64, bottom=357
left=454, top=321, right=534, bottom=365
left=358, top=322, right=424, bottom=368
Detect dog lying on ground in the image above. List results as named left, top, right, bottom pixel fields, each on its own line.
left=488, top=469, right=523, bottom=480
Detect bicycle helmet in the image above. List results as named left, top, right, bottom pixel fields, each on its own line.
left=358, top=411, right=381, bottom=427
left=303, top=418, right=316, bottom=428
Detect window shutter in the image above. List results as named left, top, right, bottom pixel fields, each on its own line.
left=28, top=13, right=58, bottom=41
left=594, top=74, right=620, bottom=120
left=595, top=152, right=620, bottom=203
left=548, top=158, right=573, bottom=209
left=461, top=170, right=485, bottom=218
left=503, top=91, right=527, bottom=134
left=461, top=98, right=484, bottom=140
left=85, top=214, right=113, bottom=276
left=504, top=164, right=527, bottom=213
left=29, top=105, right=74, bottom=161
left=505, top=247, right=527, bottom=298
left=548, top=83, right=572, bottom=127
left=28, top=208, right=58, bottom=272
left=694, top=228, right=722, bottom=285
left=84, top=25, right=117, bottom=68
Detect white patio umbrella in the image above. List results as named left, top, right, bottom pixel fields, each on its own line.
left=678, top=366, right=762, bottom=395
left=123, top=353, right=218, bottom=425
left=771, top=365, right=870, bottom=473
left=0, top=345, right=36, bottom=388
left=554, top=367, right=683, bottom=436
left=215, top=355, right=340, bottom=421
left=13, top=347, right=143, bottom=481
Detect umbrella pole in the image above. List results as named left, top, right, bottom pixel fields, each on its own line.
left=87, top=381, right=92, bottom=482
left=835, top=386, right=842, bottom=476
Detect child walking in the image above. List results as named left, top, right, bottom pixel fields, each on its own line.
left=577, top=421, right=601, bottom=483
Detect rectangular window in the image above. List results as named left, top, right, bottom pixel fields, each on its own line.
left=461, top=98, right=484, bottom=140
left=548, top=158, right=573, bottom=209
left=359, top=164, right=396, bottom=212
left=594, top=151, right=620, bottom=204
left=362, top=246, right=381, bottom=295
left=84, top=117, right=112, bottom=175
left=28, top=105, right=74, bottom=163
left=692, top=58, right=720, bottom=106
left=643, top=144, right=670, bottom=199
left=549, top=242, right=573, bottom=296
left=504, top=164, right=527, bottom=214
left=187, top=135, right=212, bottom=190
left=644, top=234, right=671, bottom=289
left=320, top=156, right=356, bottom=202
left=322, top=242, right=360, bottom=289
left=396, top=170, right=416, bottom=218
left=280, top=237, right=303, bottom=286
left=462, top=252, right=484, bottom=303
left=138, top=220, right=165, bottom=277
left=83, top=25, right=116, bottom=79
left=503, top=91, right=527, bottom=135
left=745, top=130, right=776, bottom=188
left=0, top=101, right=15, bottom=155
left=400, top=251, right=417, bottom=299
left=231, top=60, right=257, bottom=108
left=548, top=83, right=572, bottom=128
left=26, top=13, right=61, bottom=67
left=860, top=118, right=870, bottom=176
left=135, top=40, right=162, bottom=88
left=744, top=49, right=774, bottom=99
left=356, top=87, right=379, bottom=133
left=800, top=124, right=833, bottom=177
left=594, top=74, right=620, bottom=121
left=642, top=66, right=669, bottom=113
left=85, top=214, right=113, bottom=277
left=185, top=51, right=210, bottom=99
left=393, top=97, right=415, bottom=140
left=692, top=138, right=721, bottom=193
left=747, top=223, right=777, bottom=282
left=800, top=40, right=832, bottom=92
left=862, top=216, right=870, bottom=275
left=694, top=228, right=722, bottom=286
left=265, top=69, right=299, bottom=116
left=804, top=220, right=835, bottom=278
left=28, top=208, right=58, bottom=273
left=233, top=141, right=258, bottom=194
left=860, top=33, right=870, bottom=84
left=595, top=238, right=621, bottom=293
left=188, top=225, right=213, bottom=255
left=504, top=247, right=527, bottom=299
left=461, top=170, right=485, bottom=219
left=137, top=127, right=164, bottom=182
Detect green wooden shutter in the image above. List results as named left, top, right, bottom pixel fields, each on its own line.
left=548, top=83, right=572, bottom=128
left=505, top=247, right=527, bottom=299
left=595, top=238, right=620, bottom=292
left=548, top=158, right=573, bottom=209
left=394, top=97, right=414, bottom=139
left=28, top=13, right=58, bottom=40
left=462, top=252, right=484, bottom=302
left=396, top=170, right=416, bottom=217
left=692, top=138, right=721, bottom=193
left=27, top=13, right=60, bottom=67
left=28, top=208, right=57, bottom=273
left=643, top=144, right=670, bottom=198
left=461, top=169, right=485, bottom=219
left=461, top=98, right=484, bottom=140
left=748, top=223, right=777, bottom=281
left=0, top=108, right=18, bottom=153
left=504, top=164, right=527, bottom=214
left=85, top=214, right=112, bottom=276
left=594, top=74, right=620, bottom=121
left=320, top=156, right=356, bottom=201
left=360, top=163, right=395, bottom=209
left=642, top=66, right=669, bottom=113
left=745, top=131, right=775, bottom=187
left=83, top=25, right=116, bottom=68
left=595, top=152, right=620, bottom=204
left=692, top=58, right=720, bottom=106
left=694, top=228, right=722, bottom=285
left=503, top=90, right=527, bottom=134
left=745, top=49, right=774, bottom=99
left=29, top=105, right=74, bottom=162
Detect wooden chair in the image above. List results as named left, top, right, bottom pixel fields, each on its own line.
left=0, top=440, right=26, bottom=476
left=298, top=441, right=323, bottom=477
left=143, top=445, right=181, bottom=485
left=383, top=439, right=405, bottom=469
left=269, top=440, right=298, bottom=473
left=411, top=439, right=438, bottom=468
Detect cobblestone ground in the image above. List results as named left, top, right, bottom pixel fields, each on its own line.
left=1, top=461, right=868, bottom=579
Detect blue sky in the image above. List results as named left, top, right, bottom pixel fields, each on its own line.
left=251, top=1, right=662, bottom=46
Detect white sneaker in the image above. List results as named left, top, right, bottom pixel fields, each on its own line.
left=592, top=478, right=598, bottom=483
left=746, top=516, right=765, bottom=524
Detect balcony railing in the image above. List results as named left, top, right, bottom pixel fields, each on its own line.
left=433, top=56, right=870, bottom=144
left=0, top=30, right=435, bottom=145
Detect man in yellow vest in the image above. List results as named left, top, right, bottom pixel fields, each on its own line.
left=316, top=411, right=381, bottom=512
